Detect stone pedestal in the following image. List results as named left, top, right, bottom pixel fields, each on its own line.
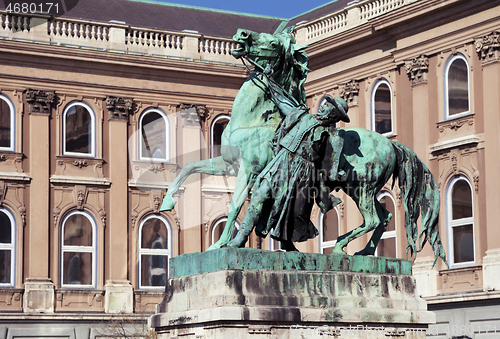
left=483, top=249, right=500, bottom=291
left=23, top=278, right=55, bottom=313
left=104, top=280, right=134, bottom=313
left=150, top=248, right=434, bottom=338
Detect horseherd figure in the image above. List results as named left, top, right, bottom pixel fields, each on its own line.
left=160, top=26, right=447, bottom=267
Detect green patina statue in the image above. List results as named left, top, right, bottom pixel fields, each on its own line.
left=161, top=27, right=447, bottom=267
left=227, top=94, right=349, bottom=251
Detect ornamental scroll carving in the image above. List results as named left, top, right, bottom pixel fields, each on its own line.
left=106, top=96, right=134, bottom=121
left=25, top=89, right=55, bottom=114
left=404, top=55, right=429, bottom=86
left=338, top=80, right=359, bottom=107
left=475, top=31, right=500, bottom=66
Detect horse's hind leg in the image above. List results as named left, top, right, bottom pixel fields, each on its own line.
left=160, top=156, right=235, bottom=211
left=332, top=187, right=381, bottom=254
left=354, top=199, right=392, bottom=256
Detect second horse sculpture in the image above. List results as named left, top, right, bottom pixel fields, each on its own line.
left=160, top=27, right=447, bottom=266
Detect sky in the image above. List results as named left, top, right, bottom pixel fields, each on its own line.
left=154, top=0, right=333, bottom=19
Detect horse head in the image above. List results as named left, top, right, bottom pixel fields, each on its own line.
left=232, top=27, right=309, bottom=104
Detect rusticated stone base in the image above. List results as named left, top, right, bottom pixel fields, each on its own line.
left=150, top=248, right=433, bottom=339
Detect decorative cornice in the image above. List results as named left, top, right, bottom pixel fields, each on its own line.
left=404, top=55, right=429, bottom=86
left=338, top=80, right=359, bottom=107
left=25, top=89, right=55, bottom=114
left=437, top=115, right=474, bottom=133
left=475, top=31, right=500, bottom=66
left=106, top=96, right=133, bottom=121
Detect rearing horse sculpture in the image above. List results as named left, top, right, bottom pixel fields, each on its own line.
left=160, top=27, right=309, bottom=250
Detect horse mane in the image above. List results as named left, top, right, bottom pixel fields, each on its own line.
left=274, top=27, right=309, bottom=105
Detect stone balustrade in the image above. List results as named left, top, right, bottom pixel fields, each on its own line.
left=296, top=0, right=419, bottom=45
left=0, top=11, right=238, bottom=64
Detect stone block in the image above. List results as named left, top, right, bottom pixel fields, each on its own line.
left=483, top=249, right=500, bottom=291
left=23, top=278, right=54, bottom=313
left=104, top=280, right=133, bottom=314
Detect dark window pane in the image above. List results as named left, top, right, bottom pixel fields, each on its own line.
left=141, top=112, right=166, bottom=159
left=141, top=254, right=168, bottom=287
left=64, top=214, right=93, bottom=246
left=141, top=218, right=168, bottom=249
left=453, top=224, right=474, bottom=263
left=0, top=250, right=11, bottom=284
left=0, top=212, right=12, bottom=244
left=452, top=180, right=472, bottom=219
left=374, top=83, right=391, bottom=134
left=448, top=58, right=469, bottom=116
left=378, top=237, right=396, bottom=258
left=65, top=105, right=91, bottom=154
left=322, top=209, right=339, bottom=242
left=0, top=99, right=11, bottom=148
left=379, top=195, right=396, bottom=232
left=63, top=252, right=92, bottom=285
left=212, top=118, right=229, bottom=158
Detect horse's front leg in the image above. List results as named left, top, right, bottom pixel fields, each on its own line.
left=208, top=165, right=257, bottom=250
left=160, top=156, right=235, bottom=211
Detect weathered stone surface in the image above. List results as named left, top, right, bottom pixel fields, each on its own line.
left=168, top=248, right=412, bottom=278
left=151, top=249, right=432, bottom=338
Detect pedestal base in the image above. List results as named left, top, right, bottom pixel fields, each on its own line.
left=150, top=248, right=433, bottom=338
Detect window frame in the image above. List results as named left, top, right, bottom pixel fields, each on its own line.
left=319, top=207, right=340, bottom=254
left=0, top=207, right=16, bottom=287
left=0, top=94, right=15, bottom=152
left=62, top=101, right=96, bottom=157
left=375, top=191, right=397, bottom=258
left=444, top=53, right=471, bottom=120
left=210, top=114, right=230, bottom=158
left=446, top=175, right=475, bottom=268
left=138, top=108, right=170, bottom=162
left=370, top=78, right=393, bottom=137
left=138, top=214, right=172, bottom=290
left=60, top=210, right=97, bottom=289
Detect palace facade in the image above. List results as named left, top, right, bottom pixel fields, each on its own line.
left=0, top=0, right=499, bottom=337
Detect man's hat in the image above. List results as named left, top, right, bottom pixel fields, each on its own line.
left=324, top=94, right=349, bottom=123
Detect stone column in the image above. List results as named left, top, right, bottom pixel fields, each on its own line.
left=104, top=96, right=134, bottom=313
left=405, top=55, right=430, bottom=161
left=475, top=32, right=500, bottom=291
left=24, top=89, right=55, bottom=313
left=178, top=104, right=206, bottom=253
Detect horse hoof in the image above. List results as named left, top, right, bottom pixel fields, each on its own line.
left=160, top=196, right=177, bottom=211
left=331, top=246, right=346, bottom=255
left=354, top=249, right=374, bottom=256
left=207, top=242, right=223, bottom=251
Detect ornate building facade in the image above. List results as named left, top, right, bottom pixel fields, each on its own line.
left=0, top=0, right=499, bottom=337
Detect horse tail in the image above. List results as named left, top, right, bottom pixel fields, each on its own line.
left=391, top=141, right=448, bottom=268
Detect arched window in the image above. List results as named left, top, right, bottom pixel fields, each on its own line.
left=139, top=108, right=169, bottom=161
left=376, top=192, right=397, bottom=258
left=0, top=94, right=15, bottom=151
left=319, top=208, right=340, bottom=255
left=447, top=176, right=475, bottom=266
left=0, top=207, right=16, bottom=286
left=371, top=79, right=393, bottom=135
left=211, top=217, right=239, bottom=246
left=61, top=210, right=96, bottom=287
left=211, top=115, right=230, bottom=158
left=63, top=102, right=95, bottom=156
left=139, top=215, right=171, bottom=289
left=445, top=54, right=470, bottom=119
